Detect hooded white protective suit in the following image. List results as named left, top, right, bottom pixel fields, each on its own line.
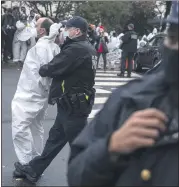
left=147, top=28, right=158, bottom=41
left=137, top=35, right=147, bottom=49
left=27, top=14, right=41, bottom=50
left=11, top=23, right=61, bottom=165
left=13, top=20, right=33, bottom=63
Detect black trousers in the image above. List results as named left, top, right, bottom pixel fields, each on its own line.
left=121, top=51, right=134, bottom=75
left=3, top=30, right=14, bottom=60
left=29, top=100, right=91, bottom=176
left=97, top=53, right=107, bottom=70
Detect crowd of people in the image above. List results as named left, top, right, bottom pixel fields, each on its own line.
left=1, top=7, right=41, bottom=67
left=2, top=6, right=158, bottom=74
left=87, top=22, right=159, bottom=76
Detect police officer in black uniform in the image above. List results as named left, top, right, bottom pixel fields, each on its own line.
left=14, top=16, right=96, bottom=183
left=67, top=2, right=178, bottom=186
left=117, top=23, right=138, bottom=78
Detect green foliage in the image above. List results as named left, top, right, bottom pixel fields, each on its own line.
left=128, top=2, right=157, bottom=35
left=24, top=1, right=76, bottom=20
left=75, top=1, right=131, bottom=31
left=75, top=1, right=160, bottom=35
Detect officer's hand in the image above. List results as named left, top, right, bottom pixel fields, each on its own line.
left=39, top=64, right=48, bottom=77
left=108, top=108, right=168, bottom=154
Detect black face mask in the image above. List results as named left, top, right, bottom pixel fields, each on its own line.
left=162, top=45, right=179, bottom=86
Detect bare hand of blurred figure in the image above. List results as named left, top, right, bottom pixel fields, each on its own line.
left=109, top=108, right=168, bottom=154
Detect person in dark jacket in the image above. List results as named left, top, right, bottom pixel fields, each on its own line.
left=20, top=6, right=27, bottom=19
left=12, top=6, right=20, bottom=23
left=117, top=23, right=137, bottom=78
left=87, top=24, right=97, bottom=46
left=95, top=28, right=109, bottom=71
left=67, top=2, right=178, bottom=186
left=2, top=8, right=16, bottom=62
left=14, top=16, right=96, bottom=183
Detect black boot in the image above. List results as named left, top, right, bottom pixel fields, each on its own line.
left=14, top=162, right=40, bottom=183
left=3, top=57, right=8, bottom=64
left=117, top=73, right=124, bottom=77
left=127, top=74, right=131, bottom=78
left=17, top=61, right=23, bottom=70
left=13, top=168, right=26, bottom=178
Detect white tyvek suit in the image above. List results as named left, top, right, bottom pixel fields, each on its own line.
left=138, top=35, right=147, bottom=49
left=108, top=36, right=119, bottom=51
left=27, top=14, right=40, bottom=50
left=13, top=21, right=33, bottom=63
left=11, top=23, right=61, bottom=165
left=107, top=36, right=122, bottom=69
left=147, top=28, right=158, bottom=41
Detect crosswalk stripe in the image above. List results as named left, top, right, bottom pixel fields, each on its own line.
left=95, top=77, right=135, bottom=81
left=96, top=73, right=141, bottom=78
left=94, top=97, right=108, bottom=104
left=96, top=73, right=118, bottom=77
left=95, top=88, right=111, bottom=93
left=95, top=82, right=126, bottom=86
left=89, top=109, right=100, bottom=119
left=97, top=70, right=119, bottom=73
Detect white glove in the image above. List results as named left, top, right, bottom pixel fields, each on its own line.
left=49, top=23, right=62, bottom=38
left=43, top=23, right=62, bottom=41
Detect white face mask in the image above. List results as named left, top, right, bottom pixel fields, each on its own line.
left=63, top=31, right=69, bottom=38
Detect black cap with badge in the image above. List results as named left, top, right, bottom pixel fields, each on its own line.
left=64, top=16, right=88, bottom=33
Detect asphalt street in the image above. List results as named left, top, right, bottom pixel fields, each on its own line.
left=2, top=67, right=141, bottom=186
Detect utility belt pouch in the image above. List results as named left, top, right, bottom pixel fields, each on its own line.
left=77, top=93, right=88, bottom=112
left=85, top=88, right=95, bottom=106
left=57, top=94, right=72, bottom=115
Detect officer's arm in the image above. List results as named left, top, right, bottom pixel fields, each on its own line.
left=39, top=45, right=78, bottom=78
left=68, top=90, right=125, bottom=186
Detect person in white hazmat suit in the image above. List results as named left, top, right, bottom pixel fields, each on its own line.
left=12, top=15, right=33, bottom=67
left=107, top=32, right=121, bottom=69
left=11, top=18, right=61, bottom=174
left=147, top=27, right=158, bottom=41
left=27, top=13, right=41, bottom=50
left=138, top=35, right=147, bottom=49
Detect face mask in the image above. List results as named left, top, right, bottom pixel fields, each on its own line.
left=63, top=31, right=69, bottom=38
left=162, top=45, right=179, bottom=85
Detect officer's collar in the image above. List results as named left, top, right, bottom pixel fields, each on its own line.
left=61, top=35, right=87, bottom=49
left=66, top=35, right=87, bottom=43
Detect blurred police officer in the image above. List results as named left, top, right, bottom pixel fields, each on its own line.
left=117, top=23, right=137, bottom=78
left=67, top=2, right=178, bottom=186
left=14, top=16, right=96, bottom=183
